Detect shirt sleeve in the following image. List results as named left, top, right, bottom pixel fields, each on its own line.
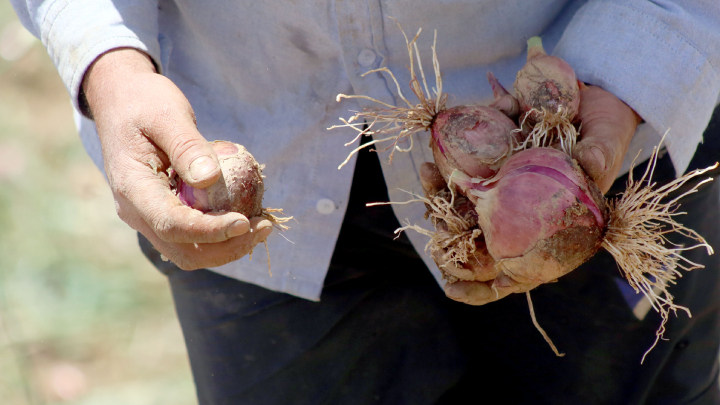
left=9, top=0, right=161, bottom=113
left=552, top=0, right=720, bottom=175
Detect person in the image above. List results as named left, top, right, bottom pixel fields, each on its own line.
left=10, top=1, right=720, bottom=403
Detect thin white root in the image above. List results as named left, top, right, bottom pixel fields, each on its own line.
left=259, top=207, right=293, bottom=276
left=264, top=240, right=272, bottom=277
left=515, top=107, right=578, bottom=155
left=602, top=133, right=717, bottom=362
left=367, top=185, right=479, bottom=272
left=262, top=207, right=293, bottom=231
left=527, top=291, right=565, bottom=357
left=329, top=19, right=447, bottom=169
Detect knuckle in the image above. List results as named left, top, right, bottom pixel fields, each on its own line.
left=162, top=246, right=200, bottom=271
left=109, top=173, right=132, bottom=200
left=110, top=183, right=137, bottom=227
left=114, top=199, right=131, bottom=224
left=151, top=214, right=177, bottom=242
left=175, top=257, right=200, bottom=271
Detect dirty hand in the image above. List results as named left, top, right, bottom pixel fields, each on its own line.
left=573, top=83, right=642, bottom=194
left=419, top=85, right=640, bottom=305
left=420, top=163, right=539, bottom=305
left=83, top=48, right=272, bottom=270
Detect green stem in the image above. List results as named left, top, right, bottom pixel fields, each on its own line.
left=526, top=36, right=546, bottom=61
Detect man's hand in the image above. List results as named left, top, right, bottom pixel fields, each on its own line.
left=420, top=162, right=538, bottom=305
left=421, top=84, right=641, bottom=305
left=83, top=48, right=272, bottom=270
left=573, top=83, right=642, bottom=193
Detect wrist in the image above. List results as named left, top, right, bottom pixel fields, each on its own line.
left=81, top=48, right=157, bottom=118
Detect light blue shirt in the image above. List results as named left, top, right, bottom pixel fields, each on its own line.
left=12, top=0, right=720, bottom=301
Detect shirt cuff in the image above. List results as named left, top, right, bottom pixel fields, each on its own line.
left=553, top=1, right=720, bottom=176
left=36, top=0, right=161, bottom=114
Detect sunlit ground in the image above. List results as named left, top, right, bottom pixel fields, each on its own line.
left=0, top=3, right=196, bottom=404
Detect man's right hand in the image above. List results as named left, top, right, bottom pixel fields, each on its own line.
left=82, top=48, right=272, bottom=270
left=420, top=162, right=537, bottom=305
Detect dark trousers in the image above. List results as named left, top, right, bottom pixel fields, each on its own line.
left=141, top=109, right=720, bottom=405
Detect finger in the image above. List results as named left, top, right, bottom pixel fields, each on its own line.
left=444, top=280, right=513, bottom=305
left=171, top=217, right=274, bottom=270
left=573, top=85, right=642, bottom=193
left=113, top=162, right=250, bottom=244
left=487, top=71, right=510, bottom=99
left=438, top=261, right=479, bottom=282
left=492, top=273, right=538, bottom=294
left=487, top=71, right=520, bottom=119
left=420, top=162, right=446, bottom=196
left=135, top=216, right=274, bottom=270
left=441, top=258, right=499, bottom=282
left=142, top=77, right=222, bottom=188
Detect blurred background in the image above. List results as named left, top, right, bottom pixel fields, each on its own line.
left=0, top=2, right=196, bottom=404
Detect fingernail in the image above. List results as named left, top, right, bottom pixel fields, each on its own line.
left=226, top=219, right=249, bottom=238
left=588, top=146, right=605, bottom=170
left=581, top=146, right=606, bottom=179
left=189, top=156, right=217, bottom=181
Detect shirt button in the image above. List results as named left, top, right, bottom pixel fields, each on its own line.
left=316, top=198, right=336, bottom=214
left=357, top=49, right=376, bottom=67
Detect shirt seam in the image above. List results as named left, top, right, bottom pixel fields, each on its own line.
left=574, top=2, right=717, bottom=138
left=582, top=67, right=663, bottom=134
left=41, top=0, right=72, bottom=45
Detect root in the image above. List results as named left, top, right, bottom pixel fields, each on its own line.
left=261, top=207, right=293, bottom=231
left=527, top=291, right=565, bottom=357
left=264, top=240, right=272, bottom=277
left=602, top=134, right=716, bottom=362
left=259, top=207, right=293, bottom=277
left=514, top=107, right=578, bottom=155
left=367, top=186, right=480, bottom=271
left=329, top=19, right=447, bottom=169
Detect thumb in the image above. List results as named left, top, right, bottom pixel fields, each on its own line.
left=146, top=80, right=222, bottom=189
left=573, top=85, right=641, bottom=193
left=487, top=71, right=520, bottom=119
left=168, top=130, right=222, bottom=189
left=143, top=75, right=221, bottom=188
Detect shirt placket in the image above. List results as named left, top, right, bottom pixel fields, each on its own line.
left=334, top=0, right=444, bottom=287
left=335, top=0, right=395, bottom=109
